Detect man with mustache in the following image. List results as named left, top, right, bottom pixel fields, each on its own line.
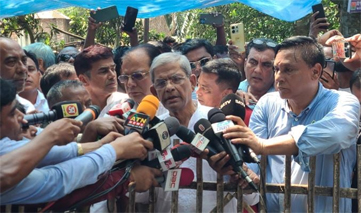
left=74, top=45, right=128, bottom=118
left=0, top=37, right=36, bottom=113
left=19, top=50, right=49, bottom=113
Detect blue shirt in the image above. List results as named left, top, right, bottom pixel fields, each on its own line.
left=249, top=83, right=359, bottom=212
left=238, top=79, right=275, bottom=110
left=0, top=137, right=117, bottom=204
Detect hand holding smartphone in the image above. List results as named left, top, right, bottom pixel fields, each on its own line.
left=122, top=6, right=138, bottom=32
left=230, top=23, right=246, bottom=53
left=312, top=3, right=328, bottom=30
left=90, top=6, right=119, bottom=23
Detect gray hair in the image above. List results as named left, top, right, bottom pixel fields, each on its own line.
left=150, top=52, right=191, bottom=83
left=47, top=80, right=84, bottom=109
left=24, top=42, right=55, bottom=70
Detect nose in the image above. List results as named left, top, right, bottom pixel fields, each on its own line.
left=196, top=87, right=202, bottom=97
left=253, top=63, right=262, bottom=74
left=164, top=80, right=176, bottom=92
left=17, top=60, right=27, bottom=77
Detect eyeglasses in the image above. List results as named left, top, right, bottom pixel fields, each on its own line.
left=118, top=71, right=149, bottom=83
left=59, top=54, right=78, bottom=62
left=252, top=39, right=278, bottom=48
left=322, top=59, right=336, bottom=78
left=154, top=74, right=187, bottom=89
left=189, top=57, right=211, bottom=70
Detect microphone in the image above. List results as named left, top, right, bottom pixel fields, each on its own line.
left=219, top=94, right=259, bottom=164
left=143, top=117, right=180, bottom=151
left=193, top=119, right=226, bottom=154
left=208, top=108, right=258, bottom=191
left=142, top=144, right=192, bottom=170
left=108, top=99, right=135, bottom=118
left=156, top=167, right=194, bottom=190
left=74, top=105, right=101, bottom=126
left=124, top=95, right=159, bottom=134
left=23, top=101, right=83, bottom=128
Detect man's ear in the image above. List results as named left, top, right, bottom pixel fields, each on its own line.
left=150, top=85, right=158, bottom=97
left=38, top=59, right=45, bottom=73
left=312, top=63, right=323, bottom=80
left=190, top=74, right=197, bottom=91
left=78, top=74, right=89, bottom=86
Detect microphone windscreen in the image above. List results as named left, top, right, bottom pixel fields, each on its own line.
left=220, top=93, right=246, bottom=120
left=176, top=126, right=196, bottom=143
left=171, top=145, right=192, bottom=161
left=164, top=117, right=180, bottom=136
left=208, top=108, right=226, bottom=123
left=179, top=168, right=194, bottom=186
left=51, top=101, right=83, bottom=118
left=136, top=95, right=160, bottom=120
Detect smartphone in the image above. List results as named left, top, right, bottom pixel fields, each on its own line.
left=312, top=3, right=327, bottom=30
left=122, top=6, right=138, bottom=32
left=332, top=40, right=352, bottom=59
left=199, top=14, right=224, bottom=25
left=230, top=23, right=245, bottom=53
left=90, top=6, right=119, bottom=23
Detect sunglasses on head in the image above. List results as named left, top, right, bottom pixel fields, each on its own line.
left=59, top=54, right=78, bottom=62
left=189, top=57, right=211, bottom=70
left=118, top=71, right=149, bottom=83
left=252, top=39, right=278, bottom=48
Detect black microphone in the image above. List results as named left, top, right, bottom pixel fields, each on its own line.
left=176, top=125, right=218, bottom=157
left=74, top=105, right=101, bottom=126
left=194, top=119, right=226, bottom=154
left=143, top=117, right=180, bottom=151
left=220, top=93, right=260, bottom=164
left=23, top=101, right=83, bottom=128
left=142, top=145, right=191, bottom=170
left=208, top=108, right=258, bottom=191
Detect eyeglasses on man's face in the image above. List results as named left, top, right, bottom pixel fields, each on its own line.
left=118, top=71, right=149, bottom=83
left=154, top=74, right=187, bottom=89
left=189, top=57, right=211, bottom=70
left=59, top=54, right=78, bottom=62
left=252, top=39, right=278, bottom=48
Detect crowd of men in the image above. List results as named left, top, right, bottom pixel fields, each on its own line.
left=1, top=8, right=361, bottom=213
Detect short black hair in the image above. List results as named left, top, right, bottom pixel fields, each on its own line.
left=40, top=63, right=77, bottom=97
left=181, top=39, right=214, bottom=57
left=245, top=38, right=277, bottom=58
left=47, top=80, right=84, bottom=109
left=350, top=68, right=361, bottom=91
left=148, top=41, right=172, bottom=53
left=122, top=44, right=162, bottom=67
left=163, top=36, right=176, bottom=44
left=24, top=50, right=39, bottom=70
left=276, top=36, right=325, bottom=68
left=213, top=45, right=228, bottom=56
left=113, top=46, right=131, bottom=76
left=0, top=79, right=17, bottom=111
left=201, top=58, right=242, bottom=93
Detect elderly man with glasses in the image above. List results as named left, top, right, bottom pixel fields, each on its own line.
left=144, top=52, right=239, bottom=212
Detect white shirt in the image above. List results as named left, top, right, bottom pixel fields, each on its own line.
left=136, top=102, right=238, bottom=212
left=34, top=90, right=49, bottom=113
left=16, top=95, right=35, bottom=113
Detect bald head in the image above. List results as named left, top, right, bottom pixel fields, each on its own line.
left=0, top=37, right=28, bottom=93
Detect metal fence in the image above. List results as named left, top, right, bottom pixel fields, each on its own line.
left=4, top=144, right=361, bottom=213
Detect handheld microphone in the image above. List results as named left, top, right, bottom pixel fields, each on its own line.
left=142, top=145, right=192, bottom=170
left=208, top=108, right=258, bottom=191
left=156, top=167, right=194, bottom=190
left=23, top=101, right=83, bottom=128
left=124, top=95, right=159, bottom=134
left=108, top=99, right=135, bottom=118
left=220, top=94, right=259, bottom=164
left=193, top=119, right=226, bottom=154
left=143, top=117, right=180, bottom=151
left=74, top=105, right=101, bottom=126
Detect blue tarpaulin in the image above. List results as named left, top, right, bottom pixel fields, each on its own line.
left=0, top=0, right=321, bottom=22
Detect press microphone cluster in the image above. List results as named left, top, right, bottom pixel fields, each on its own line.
left=23, top=101, right=84, bottom=128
